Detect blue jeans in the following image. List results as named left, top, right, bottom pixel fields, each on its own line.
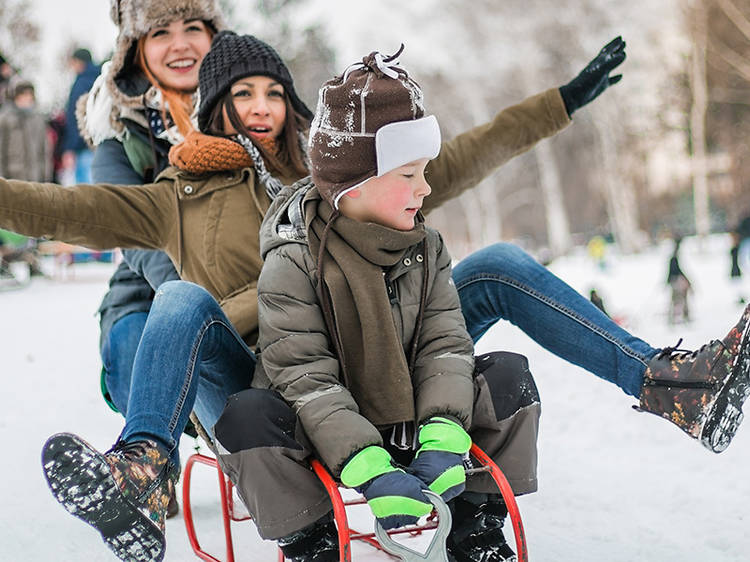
left=120, top=281, right=254, bottom=467
left=113, top=244, right=658, bottom=464
left=452, top=243, right=657, bottom=397
left=75, top=149, right=94, bottom=184
left=101, top=311, right=149, bottom=414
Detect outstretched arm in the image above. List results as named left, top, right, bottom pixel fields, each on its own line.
left=424, top=36, right=626, bottom=213
left=0, top=177, right=174, bottom=251
left=424, top=88, right=569, bottom=213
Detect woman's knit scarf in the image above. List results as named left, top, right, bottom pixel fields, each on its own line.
left=168, top=131, right=284, bottom=199
left=303, top=186, right=427, bottom=427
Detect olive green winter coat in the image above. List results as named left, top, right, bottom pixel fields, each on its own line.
left=254, top=181, right=476, bottom=474
left=0, top=88, right=569, bottom=346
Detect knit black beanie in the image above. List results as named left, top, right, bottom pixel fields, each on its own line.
left=198, top=30, right=313, bottom=132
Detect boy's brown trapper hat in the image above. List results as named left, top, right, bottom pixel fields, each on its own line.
left=309, top=46, right=441, bottom=208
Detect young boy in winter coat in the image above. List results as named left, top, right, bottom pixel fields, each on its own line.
left=213, top=48, right=541, bottom=562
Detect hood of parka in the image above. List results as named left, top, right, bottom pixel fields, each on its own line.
left=258, top=177, right=315, bottom=261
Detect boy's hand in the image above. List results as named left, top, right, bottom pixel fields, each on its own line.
left=407, top=416, right=472, bottom=502
left=559, top=36, right=626, bottom=116
left=341, top=445, right=432, bottom=530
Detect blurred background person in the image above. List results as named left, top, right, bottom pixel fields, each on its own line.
left=0, top=80, right=49, bottom=279
left=60, top=48, right=100, bottom=184
left=0, top=52, right=16, bottom=107
left=0, top=80, right=51, bottom=182
left=666, top=237, right=692, bottom=325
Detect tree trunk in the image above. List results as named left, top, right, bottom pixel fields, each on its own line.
left=691, top=0, right=711, bottom=237
left=590, top=107, right=642, bottom=253
left=533, top=139, right=572, bottom=256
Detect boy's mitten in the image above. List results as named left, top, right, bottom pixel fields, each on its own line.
left=559, top=36, right=626, bottom=116
left=407, top=416, right=472, bottom=502
left=341, top=445, right=432, bottom=530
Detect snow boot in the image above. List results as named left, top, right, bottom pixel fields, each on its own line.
left=639, top=303, right=750, bottom=453
left=277, top=513, right=339, bottom=562
left=41, top=432, right=177, bottom=562
left=447, top=494, right=516, bottom=562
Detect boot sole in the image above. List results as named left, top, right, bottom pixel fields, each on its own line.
left=700, top=320, right=750, bottom=453
left=41, top=433, right=165, bottom=562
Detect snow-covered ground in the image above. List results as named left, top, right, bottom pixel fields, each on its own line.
left=1, top=234, right=749, bottom=561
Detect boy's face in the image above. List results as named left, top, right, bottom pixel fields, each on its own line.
left=339, top=159, right=431, bottom=231
left=14, top=90, right=35, bottom=109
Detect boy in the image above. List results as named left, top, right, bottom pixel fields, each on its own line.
left=214, top=49, right=541, bottom=562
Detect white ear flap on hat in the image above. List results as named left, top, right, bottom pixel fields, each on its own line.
left=375, top=115, right=441, bottom=177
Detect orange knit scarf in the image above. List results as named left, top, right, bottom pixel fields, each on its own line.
left=169, top=130, right=281, bottom=175
left=169, top=131, right=253, bottom=174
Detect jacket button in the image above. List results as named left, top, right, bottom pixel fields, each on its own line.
left=416, top=254, right=424, bottom=263
left=403, top=258, right=412, bottom=266
left=184, top=185, right=194, bottom=194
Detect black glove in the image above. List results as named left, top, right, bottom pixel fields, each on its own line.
left=559, top=36, right=626, bottom=116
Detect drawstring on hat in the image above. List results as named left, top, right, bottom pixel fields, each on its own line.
left=341, top=44, right=405, bottom=83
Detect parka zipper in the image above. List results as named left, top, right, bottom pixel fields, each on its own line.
left=642, top=378, right=717, bottom=390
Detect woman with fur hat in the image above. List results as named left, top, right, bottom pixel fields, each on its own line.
left=79, top=0, right=221, bottom=500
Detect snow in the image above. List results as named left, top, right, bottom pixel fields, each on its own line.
left=2, top=234, right=749, bottom=561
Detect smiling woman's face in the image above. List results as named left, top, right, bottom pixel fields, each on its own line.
left=142, top=19, right=212, bottom=92
left=222, top=75, right=287, bottom=140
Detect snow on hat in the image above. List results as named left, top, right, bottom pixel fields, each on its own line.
left=309, top=45, right=441, bottom=208
left=197, top=31, right=313, bottom=132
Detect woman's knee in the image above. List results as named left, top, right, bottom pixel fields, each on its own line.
left=454, top=243, right=539, bottom=282
left=215, top=389, right=300, bottom=453
left=152, top=280, right=221, bottom=320
left=476, top=351, right=540, bottom=420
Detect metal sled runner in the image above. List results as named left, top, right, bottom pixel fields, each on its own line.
left=182, top=443, right=528, bottom=561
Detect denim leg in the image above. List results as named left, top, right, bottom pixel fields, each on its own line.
left=452, top=243, right=658, bottom=397
left=100, top=311, right=149, bottom=415
left=74, top=149, right=94, bottom=184
left=121, top=281, right=255, bottom=466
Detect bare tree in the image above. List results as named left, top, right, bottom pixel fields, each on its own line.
left=688, top=0, right=712, bottom=238
left=0, top=0, right=40, bottom=73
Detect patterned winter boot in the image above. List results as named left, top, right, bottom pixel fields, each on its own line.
left=277, top=514, right=339, bottom=562
left=41, top=432, right=176, bottom=562
left=639, top=303, right=750, bottom=453
left=446, top=494, right=516, bottom=562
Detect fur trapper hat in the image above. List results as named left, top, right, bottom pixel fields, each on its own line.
left=108, top=0, right=225, bottom=98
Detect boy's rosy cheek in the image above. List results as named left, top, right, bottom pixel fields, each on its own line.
left=388, top=185, right=413, bottom=208
left=372, top=184, right=413, bottom=214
